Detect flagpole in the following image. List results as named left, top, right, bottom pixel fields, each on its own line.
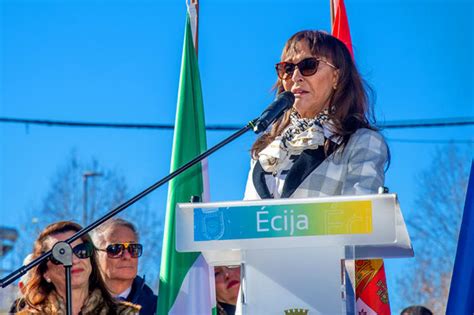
left=330, top=0, right=335, bottom=31
left=188, top=0, right=199, bottom=56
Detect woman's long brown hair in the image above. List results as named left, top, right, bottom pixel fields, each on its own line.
left=251, top=30, right=377, bottom=158
left=22, top=221, right=117, bottom=312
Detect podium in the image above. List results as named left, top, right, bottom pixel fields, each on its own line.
left=176, top=193, right=413, bottom=314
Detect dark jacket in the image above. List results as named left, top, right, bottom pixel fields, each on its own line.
left=126, top=276, right=158, bottom=315
left=217, top=302, right=236, bottom=315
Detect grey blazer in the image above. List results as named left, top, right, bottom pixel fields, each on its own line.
left=244, top=128, right=388, bottom=200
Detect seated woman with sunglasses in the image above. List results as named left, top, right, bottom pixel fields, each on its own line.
left=16, top=221, right=140, bottom=314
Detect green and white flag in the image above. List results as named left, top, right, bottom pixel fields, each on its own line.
left=157, top=12, right=215, bottom=315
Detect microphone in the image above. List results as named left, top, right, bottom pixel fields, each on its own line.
left=253, top=91, right=295, bottom=134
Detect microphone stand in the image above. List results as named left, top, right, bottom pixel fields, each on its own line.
left=1, top=118, right=259, bottom=315
left=52, top=242, right=73, bottom=315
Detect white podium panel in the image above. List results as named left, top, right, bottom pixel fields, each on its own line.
left=243, top=247, right=346, bottom=314
left=176, top=194, right=413, bottom=314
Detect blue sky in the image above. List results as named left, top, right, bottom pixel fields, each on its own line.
left=1, top=0, right=473, bottom=312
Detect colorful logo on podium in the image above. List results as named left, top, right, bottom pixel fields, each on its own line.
left=194, top=200, right=372, bottom=241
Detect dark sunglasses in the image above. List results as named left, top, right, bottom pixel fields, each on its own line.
left=275, top=57, right=337, bottom=80
left=49, top=242, right=94, bottom=265
left=98, top=243, right=143, bottom=259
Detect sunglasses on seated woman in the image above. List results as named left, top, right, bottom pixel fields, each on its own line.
left=98, top=243, right=143, bottom=259
left=275, top=57, right=337, bottom=80
left=48, top=242, right=94, bottom=265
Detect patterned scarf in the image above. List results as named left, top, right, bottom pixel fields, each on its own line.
left=258, top=109, right=341, bottom=174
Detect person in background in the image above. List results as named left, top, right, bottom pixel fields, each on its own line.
left=215, top=265, right=240, bottom=315
left=16, top=221, right=139, bottom=314
left=401, top=305, right=433, bottom=315
left=92, top=218, right=157, bottom=315
left=18, top=254, right=34, bottom=295
left=8, top=254, right=33, bottom=313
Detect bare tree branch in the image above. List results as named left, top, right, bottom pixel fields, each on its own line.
left=397, top=144, right=472, bottom=314
left=14, top=151, right=163, bottom=292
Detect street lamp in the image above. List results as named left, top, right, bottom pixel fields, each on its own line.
left=82, top=171, right=102, bottom=225
left=0, top=227, right=18, bottom=275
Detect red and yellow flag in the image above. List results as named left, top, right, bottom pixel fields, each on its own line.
left=355, top=259, right=391, bottom=314
left=330, top=1, right=391, bottom=314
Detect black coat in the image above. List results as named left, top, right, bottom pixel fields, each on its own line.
left=126, top=276, right=158, bottom=315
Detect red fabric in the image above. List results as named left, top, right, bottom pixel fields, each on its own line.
left=331, top=0, right=354, bottom=58
left=331, top=3, right=390, bottom=313
left=355, top=259, right=391, bottom=315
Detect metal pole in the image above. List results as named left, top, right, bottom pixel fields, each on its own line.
left=330, top=0, right=335, bottom=32
left=188, top=0, right=199, bottom=56
left=82, top=175, right=87, bottom=225
left=82, top=172, right=102, bottom=225
left=65, top=265, right=72, bottom=315
left=52, top=241, right=73, bottom=315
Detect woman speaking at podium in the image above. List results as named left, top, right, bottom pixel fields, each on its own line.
left=242, top=29, right=390, bottom=313
left=244, top=29, right=388, bottom=202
